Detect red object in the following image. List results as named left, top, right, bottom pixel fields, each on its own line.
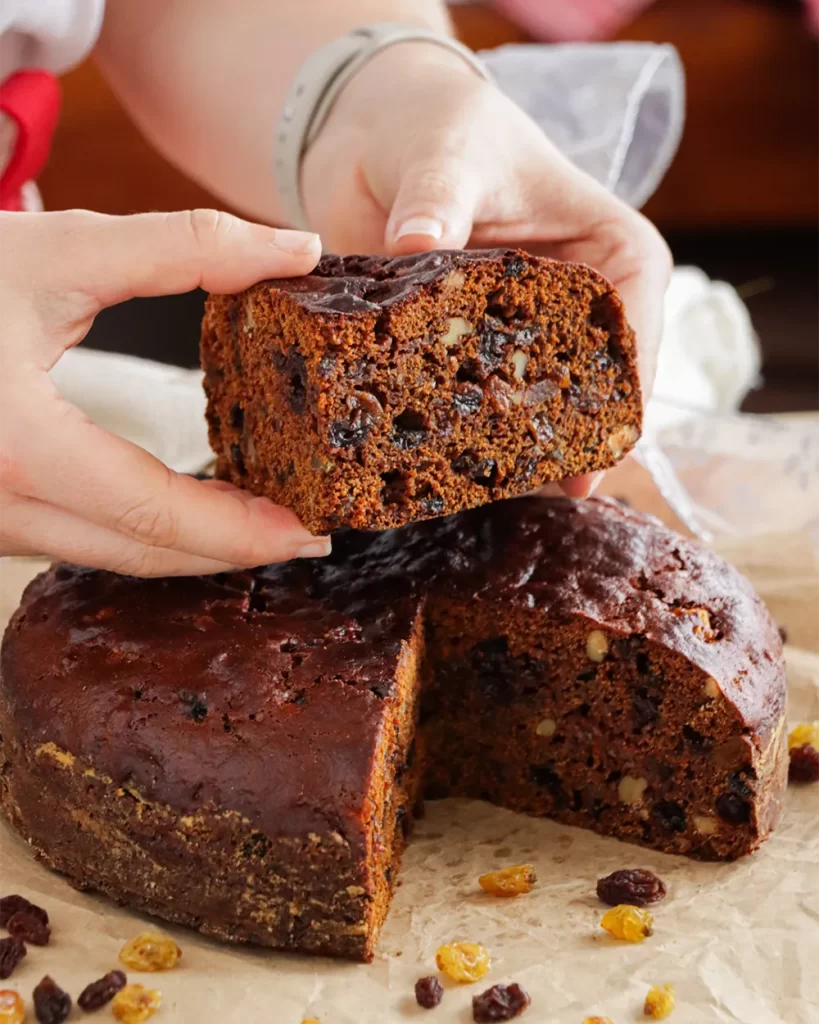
left=0, top=69, right=61, bottom=211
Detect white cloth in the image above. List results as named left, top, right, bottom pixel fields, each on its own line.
left=0, top=0, right=104, bottom=79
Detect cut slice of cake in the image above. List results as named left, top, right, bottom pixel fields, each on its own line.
left=201, top=249, right=642, bottom=532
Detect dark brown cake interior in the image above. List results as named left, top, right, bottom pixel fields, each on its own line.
left=202, top=249, right=642, bottom=532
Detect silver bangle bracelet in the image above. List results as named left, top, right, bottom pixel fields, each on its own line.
left=274, top=23, right=491, bottom=232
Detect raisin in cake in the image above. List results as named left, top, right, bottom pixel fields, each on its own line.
left=201, top=249, right=642, bottom=533
left=0, top=499, right=786, bottom=962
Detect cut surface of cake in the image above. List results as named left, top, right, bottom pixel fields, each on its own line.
left=201, top=249, right=642, bottom=532
left=0, top=499, right=786, bottom=961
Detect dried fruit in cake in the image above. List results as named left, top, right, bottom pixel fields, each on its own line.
left=435, top=942, right=491, bottom=983
left=0, top=990, right=24, bottom=1024
left=644, top=983, right=676, bottom=1019
left=0, top=896, right=48, bottom=929
left=596, top=869, right=667, bottom=907
left=32, top=976, right=71, bottom=1024
left=582, top=1018, right=615, bottom=1024
left=119, top=932, right=181, bottom=971
left=111, top=984, right=162, bottom=1023
left=472, top=982, right=531, bottom=1022
left=478, top=864, right=536, bottom=897
left=0, top=939, right=26, bottom=981
left=77, top=970, right=127, bottom=1011
left=414, top=976, right=444, bottom=1009
left=788, top=722, right=819, bottom=750
left=600, top=905, right=654, bottom=942
left=7, top=911, right=50, bottom=946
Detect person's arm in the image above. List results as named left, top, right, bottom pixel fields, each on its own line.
left=95, top=0, right=453, bottom=225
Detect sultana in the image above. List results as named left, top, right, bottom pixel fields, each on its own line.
left=644, top=983, right=676, bottom=1019
left=0, top=991, right=24, bottom=1024
left=478, top=864, right=536, bottom=897
left=119, top=931, right=181, bottom=972
left=435, top=942, right=491, bottom=983
left=111, top=984, right=162, bottom=1023
left=600, top=904, right=654, bottom=942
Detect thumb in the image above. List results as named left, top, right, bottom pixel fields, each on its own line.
left=2, top=209, right=321, bottom=312
left=385, top=154, right=480, bottom=255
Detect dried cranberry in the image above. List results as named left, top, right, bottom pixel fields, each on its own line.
left=453, top=382, right=483, bottom=415
left=78, top=970, right=127, bottom=1011
left=0, top=895, right=48, bottom=928
left=415, top=976, right=444, bottom=1009
left=32, top=975, right=71, bottom=1024
left=0, top=937, right=26, bottom=980
left=789, top=744, right=819, bottom=784
left=715, top=792, right=751, bottom=825
left=7, top=911, right=50, bottom=946
left=596, top=868, right=667, bottom=907
left=391, top=409, right=428, bottom=450
left=472, top=982, right=531, bottom=1022
left=328, top=391, right=383, bottom=448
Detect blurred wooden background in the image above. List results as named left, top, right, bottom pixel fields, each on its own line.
left=40, top=0, right=818, bottom=411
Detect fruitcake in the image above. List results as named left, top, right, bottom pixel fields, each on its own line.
left=0, top=499, right=786, bottom=961
left=201, top=249, right=642, bottom=532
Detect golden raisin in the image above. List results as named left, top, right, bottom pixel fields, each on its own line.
left=582, top=1018, right=615, bottom=1024
left=600, top=904, right=654, bottom=942
left=0, top=990, right=24, bottom=1024
left=111, top=984, right=162, bottom=1023
left=478, top=863, right=536, bottom=897
left=435, top=942, right=491, bottom=983
left=788, top=722, right=819, bottom=751
left=644, top=983, right=676, bottom=1019
left=119, top=931, right=181, bottom=971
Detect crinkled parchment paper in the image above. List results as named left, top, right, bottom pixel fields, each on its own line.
left=1, top=425, right=818, bottom=1024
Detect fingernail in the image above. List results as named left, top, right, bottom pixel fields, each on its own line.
left=390, top=216, right=443, bottom=243
left=294, top=537, right=332, bottom=560
left=271, top=229, right=321, bottom=255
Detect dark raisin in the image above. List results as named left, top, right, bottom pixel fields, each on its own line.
left=328, top=391, right=383, bottom=448
left=596, top=868, right=667, bottom=907
left=472, top=982, right=531, bottom=1022
left=789, top=744, right=819, bottom=784
left=778, top=625, right=788, bottom=644
left=526, top=413, right=555, bottom=448
left=0, top=937, right=26, bottom=980
left=317, top=353, right=337, bottom=377
left=652, top=801, right=686, bottom=833
left=683, top=725, right=714, bottom=754
left=715, top=792, right=751, bottom=824
left=453, top=381, right=483, bottom=415
left=504, top=254, right=528, bottom=278
left=273, top=349, right=308, bottom=414
left=229, top=403, right=244, bottom=429
left=180, top=691, right=208, bottom=722
left=477, top=327, right=509, bottom=372
left=391, top=409, right=428, bottom=450
left=420, top=493, right=446, bottom=516
left=415, top=976, right=444, bottom=1009
left=78, top=970, right=127, bottom=1011
left=7, top=911, right=50, bottom=946
left=513, top=452, right=541, bottom=481
left=530, top=763, right=563, bottom=793
left=32, top=975, right=71, bottom=1024
left=230, top=443, right=246, bottom=475
left=632, top=689, right=659, bottom=731
left=452, top=451, right=497, bottom=487
left=727, top=770, right=754, bottom=799
left=0, top=895, right=48, bottom=928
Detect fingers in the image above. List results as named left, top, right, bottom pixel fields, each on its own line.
left=1, top=208, right=322, bottom=314
left=5, top=378, right=331, bottom=571
left=385, top=154, right=480, bottom=254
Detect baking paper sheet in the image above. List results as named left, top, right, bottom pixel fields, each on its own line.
left=1, top=448, right=818, bottom=1024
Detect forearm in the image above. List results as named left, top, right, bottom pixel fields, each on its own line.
left=96, top=0, right=453, bottom=224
